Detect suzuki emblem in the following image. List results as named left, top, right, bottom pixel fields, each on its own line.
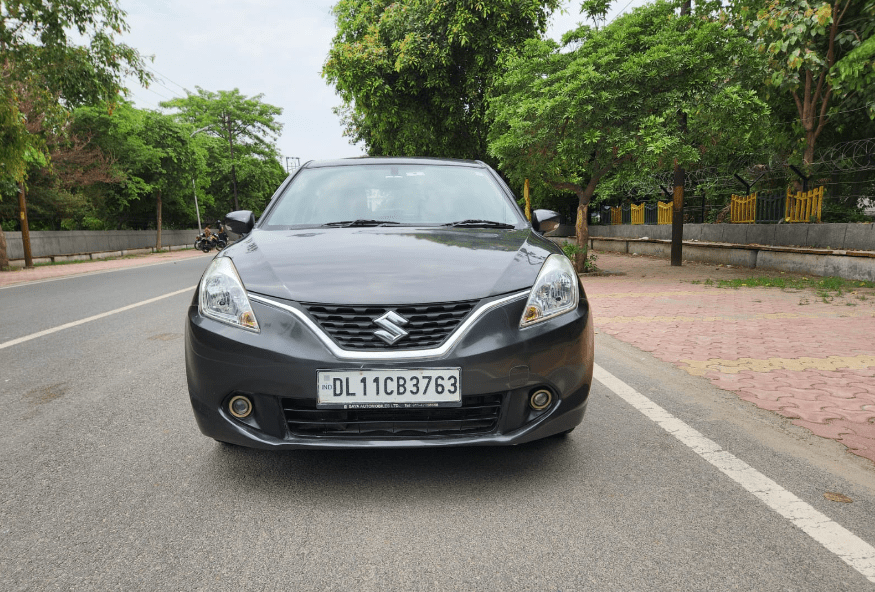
left=373, top=311, right=409, bottom=345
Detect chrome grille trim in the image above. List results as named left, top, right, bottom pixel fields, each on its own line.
left=248, top=290, right=529, bottom=361
left=303, top=301, right=478, bottom=350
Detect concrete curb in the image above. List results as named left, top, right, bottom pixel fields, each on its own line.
left=7, top=244, right=195, bottom=268
left=551, top=236, right=875, bottom=281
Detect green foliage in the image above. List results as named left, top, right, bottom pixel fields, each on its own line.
left=561, top=242, right=598, bottom=272
left=737, top=0, right=875, bottom=163
left=488, top=1, right=769, bottom=217
left=323, top=0, right=560, bottom=160
left=161, top=88, right=283, bottom=210
left=0, top=0, right=151, bottom=187
left=161, top=88, right=283, bottom=159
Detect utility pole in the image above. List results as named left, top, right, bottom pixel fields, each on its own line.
left=18, top=183, right=33, bottom=269
left=190, top=126, right=209, bottom=231
left=671, top=0, right=692, bottom=267
left=224, top=113, right=240, bottom=211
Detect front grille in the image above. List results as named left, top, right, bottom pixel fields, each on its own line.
left=282, top=394, right=502, bottom=438
left=302, top=300, right=478, bottom=350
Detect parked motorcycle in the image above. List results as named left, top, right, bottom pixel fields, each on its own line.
left=194, top=232, right=215, bottom=253
left=194, top=222, right=228, bottom=253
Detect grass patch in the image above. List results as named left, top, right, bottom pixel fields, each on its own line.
left=708, top=275, right=875, bottom=297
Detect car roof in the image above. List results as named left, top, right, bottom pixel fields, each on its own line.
left=303, top=156, right=485, bottom=169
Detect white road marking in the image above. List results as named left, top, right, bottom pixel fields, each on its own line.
left=0, top=286, right=195, bottom=350
left=593, top=363, right=875, bottom=584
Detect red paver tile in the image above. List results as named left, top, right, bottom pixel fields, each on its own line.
left=772, top=387, right=834, bottom=401
left=836, top=432, right=875, bottom=463
left=820, top=407, right=875, bottom=424
left=806, top=383, right=868, bottom=398
left=846, top=381, right=875, bottom=394
left=791, top=419, right=854, bottom=439
left=736, top=388, right=789, bottom=402
left=779, top=401, right=842, bottom=424
left=586, top=251, right=875, bottom=462
left=748, top=398, right=796, bottom=413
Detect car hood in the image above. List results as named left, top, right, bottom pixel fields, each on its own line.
left=224, top=227, right=557, bottom=305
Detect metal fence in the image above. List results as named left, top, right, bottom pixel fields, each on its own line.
left=593, top=202, right=674, bottom=226
left=728, top=186, right=825, bottom=224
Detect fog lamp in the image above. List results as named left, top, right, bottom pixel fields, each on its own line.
left=530, top=389, right=552, bottom=411
left=229, top=395, right=253, bottom=418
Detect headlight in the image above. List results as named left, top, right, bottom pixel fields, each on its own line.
left=520, top=254, right=579, bottom=328
left=198, top=257, right=260, bottom=332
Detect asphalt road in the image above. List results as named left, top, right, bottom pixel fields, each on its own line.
left=1, top=257, right=874, bottom=591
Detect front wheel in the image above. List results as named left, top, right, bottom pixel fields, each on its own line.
left=216, top=240, right=227, bottom=251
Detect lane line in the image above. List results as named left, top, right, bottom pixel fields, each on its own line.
left=0, top=253, right=210, bottom=291
left=0, top=286, right=195, bottom=350
left=593, top=363, right=875, bottom=584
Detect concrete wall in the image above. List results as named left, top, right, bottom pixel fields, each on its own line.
left=4, top=229, right=199, bottom=261
left=563, top=236, right=875, bottom=282
left=584, top=222, right=875, bottom=251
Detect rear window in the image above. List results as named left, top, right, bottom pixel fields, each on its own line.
left=261, top=164, right=522, bottom=228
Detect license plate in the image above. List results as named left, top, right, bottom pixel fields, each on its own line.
left=317, top=368, right=461, bottom=408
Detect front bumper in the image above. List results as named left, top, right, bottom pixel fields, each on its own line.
left=185, top=289, right=594, bottom=449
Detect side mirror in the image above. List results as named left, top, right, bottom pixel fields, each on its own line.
left=532, top=209, right=561, bottom=233
left=224, top=210, right=255, bottom=236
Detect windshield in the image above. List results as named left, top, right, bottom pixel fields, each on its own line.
left=261, top=163, right=523, bottom=228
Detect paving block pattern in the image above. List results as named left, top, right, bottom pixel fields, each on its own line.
left=586, top=252, right=875, bottom=463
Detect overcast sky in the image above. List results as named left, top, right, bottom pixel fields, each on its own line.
left=121, top=0, right=648, bottom=166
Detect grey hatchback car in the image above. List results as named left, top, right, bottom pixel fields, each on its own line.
left=185, top=157, right=593, bottom=449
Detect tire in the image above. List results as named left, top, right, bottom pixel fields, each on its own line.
left=216, top=240, right=226, bottom=251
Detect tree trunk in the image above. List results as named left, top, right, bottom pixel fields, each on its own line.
left=573, top=177, right=599, bottom=273
left=0, top=228, right=8, bottom=269
left=18, top=183, right=33, bottom=268
left=804, top=128, right=817, bottom=166
left=575, top=202, right=589, bottom=272
left=230, top=161, right=239, bottom=211
left=671, top=163, right=685, bottom=266
left=156, top=189, right=162, bottom=251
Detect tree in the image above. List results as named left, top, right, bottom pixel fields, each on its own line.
left=0, top=0, right=151, bottom=267
left=488, top=0, right=769, bottom=271
left=323, top=0, right=560, bottom=161
left=72, top=103, right=198, bottom=240
left=161, top=88, right=283, bottom=211
left=737, top=0, right=875, bottom=165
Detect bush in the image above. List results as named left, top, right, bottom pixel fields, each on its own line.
left=561, top=242, right=598, bottom=272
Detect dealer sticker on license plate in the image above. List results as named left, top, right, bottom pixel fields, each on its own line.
left=316, top=368, right=461, bottom=408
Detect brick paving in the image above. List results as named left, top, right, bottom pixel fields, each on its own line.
left=0, top=248, right=211, bottom=288
left=585, top=251, right=875, bottom=464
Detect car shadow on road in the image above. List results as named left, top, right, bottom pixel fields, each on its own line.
left=199, top=435, right=588, bottom=501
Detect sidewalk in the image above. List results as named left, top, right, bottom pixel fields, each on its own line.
left=585, top=251, right=875, bottom=464
left=0, top=248, right=212, bottom=288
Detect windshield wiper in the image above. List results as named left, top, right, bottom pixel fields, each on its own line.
left=442, top=219, right=516, bottom=229
left=322, top=219, right=401, bottom=227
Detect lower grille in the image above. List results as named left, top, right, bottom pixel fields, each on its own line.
left=282, top=394, right=502, bottom=438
